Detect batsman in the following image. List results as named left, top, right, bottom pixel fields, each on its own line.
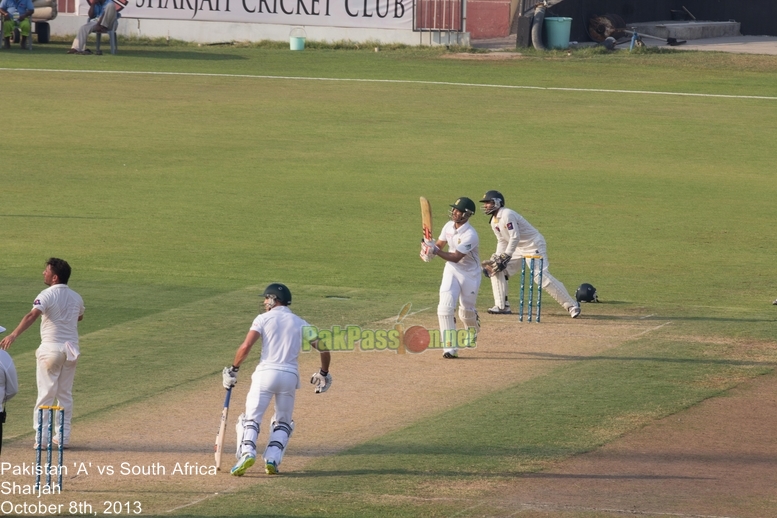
left=222, top=283, right=331, bottom=476
left=479, top=191, right=580, bottom=318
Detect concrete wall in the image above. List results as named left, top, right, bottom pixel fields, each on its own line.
left=678, top=0, right=777, bottom=37
left=47, top=0, right=777, bottom=45
left=49, top=13, right=429, bottom=44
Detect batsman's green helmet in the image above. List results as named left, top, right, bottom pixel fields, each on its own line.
left=450, top=197, right=476, bottom=215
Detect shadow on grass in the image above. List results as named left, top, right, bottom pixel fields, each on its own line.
left=463, top=350, right=776, bottom=366
left=511, top=351, right=777, bottom=367
left=281, top=467, right=714, bottom=481
left=0, top=213, right=114, bottom=219
left=115, top=50, right=247, bottom=60
left=520, top=472, right=714, bottom=481
left=584, top=314, right=776, bottom=323
left=3, top=43, right=246, bottom=61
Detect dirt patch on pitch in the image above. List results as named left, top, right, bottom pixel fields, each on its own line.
left=1, top=309, right=653, bottom=514
left=486, top=369, right=777, bottom=518
left=8, top=314, right=775, bottom=516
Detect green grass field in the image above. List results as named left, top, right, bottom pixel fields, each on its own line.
left=2, top=40, right=777, bottom=516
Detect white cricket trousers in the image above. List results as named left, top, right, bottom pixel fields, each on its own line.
left=505, top=251, right=577, bottom=310
left=438, top=265, right=481, bottom=354
left=34, top=344, right=78, bottom=444
left=244, top=368, right=298, bottom=462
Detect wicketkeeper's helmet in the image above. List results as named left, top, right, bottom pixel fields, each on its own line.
left=263, top=283, right=292, bottom=306
left=575, top=283, right=599, bottom=303
left=479, top=190, right=505, bottom=215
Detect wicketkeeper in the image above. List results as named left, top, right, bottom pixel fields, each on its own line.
left=223, top=283, right=331, bottom=476
left=479, top=191, right=580, bottom=318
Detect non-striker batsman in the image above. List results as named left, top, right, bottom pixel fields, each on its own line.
left=223, top=283, right=331, bottom=476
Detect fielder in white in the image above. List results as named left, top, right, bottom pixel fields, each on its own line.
left=0, top=258, right=84, bottom=447
left=0, top=345, right=19, bottom=455
left=223, top=283, right=331, bottom=476
left=420, top=197, right=481, bottom=359
left=478, top=191, right=580, bottom=318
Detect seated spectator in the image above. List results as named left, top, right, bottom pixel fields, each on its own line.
left=68, top=0, right=117, bottom=55
left=0, top=0, right=34, bottom=50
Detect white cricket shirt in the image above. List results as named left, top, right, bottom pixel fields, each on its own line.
left=490, top=207, right=546, bottom=257
left=250, top=305, right=310, bottom=374
left=439, top=220, right=480, bottom=275
left=0, top=349, right=18, bottom=411
left=33, top=284, right=85, bottom=346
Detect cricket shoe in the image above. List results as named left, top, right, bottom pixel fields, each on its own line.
left=442, top=351, right=458, bottom=359
left=773, top=299, right=777, bottom=305
left=230, top=453, right=256, bottom=476
left=52, top=437, right=70, bottom=450
left=487, top=305, right=512, bottom=314
left=569, top=305, right=581, bottom=319
left=265, top=461, right=279, bottom=475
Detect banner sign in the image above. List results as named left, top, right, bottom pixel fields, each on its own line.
left=107, top=0, right=413, bottom=29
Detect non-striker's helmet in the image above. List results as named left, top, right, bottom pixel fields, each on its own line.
left=263, top=283, right=292, bottom=306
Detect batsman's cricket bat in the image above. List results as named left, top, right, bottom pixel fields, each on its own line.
left=214, top=387, right=232, bottom=471
left=420, top=197, right=433, bottom=242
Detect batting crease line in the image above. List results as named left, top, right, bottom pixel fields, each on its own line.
left=165, top=488, right=238, bottom=513
left=448, top=501, right=486, bottom=517
left=634, top=321, right=672, bottom=336
left=408, top=306, right=432, bottom=316
left=2, top=67, right=777, bottom=101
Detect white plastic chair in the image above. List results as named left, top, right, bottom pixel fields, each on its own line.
left=94, top=17, right=118, bottom=55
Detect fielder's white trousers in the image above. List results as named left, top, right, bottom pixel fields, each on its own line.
left=438, top=265, right=481, bottom=354
left=504, top=250, right=577, bottom=310
left=244, top=368, right=297, bottom=463
left=34, top=344, right=78, bottom=444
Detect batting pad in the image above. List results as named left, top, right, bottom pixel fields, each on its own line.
left=458, top=307, right=480, bottom=331
left=490, top=272, right=508, bottom=308
left=438, top=312, right=455, bottom=328
left=236, top=413, right=259, bottom=458
left=264, top=419, right=295, bottom=465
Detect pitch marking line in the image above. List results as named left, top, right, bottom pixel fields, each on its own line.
left=2, top=67, right=777, bottom=101
left=634, top=321, right=672, bottom=336
left=165, top=487, right=240, bottom=513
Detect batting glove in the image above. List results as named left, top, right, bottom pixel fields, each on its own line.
left=420, top=239, right=437, bottom=262
left=222, top=365, right=239, bottom=389
left=310, top=370, right=332, bottom=393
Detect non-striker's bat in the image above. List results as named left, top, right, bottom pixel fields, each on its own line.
left=214, top=387, right=232, bottom=470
